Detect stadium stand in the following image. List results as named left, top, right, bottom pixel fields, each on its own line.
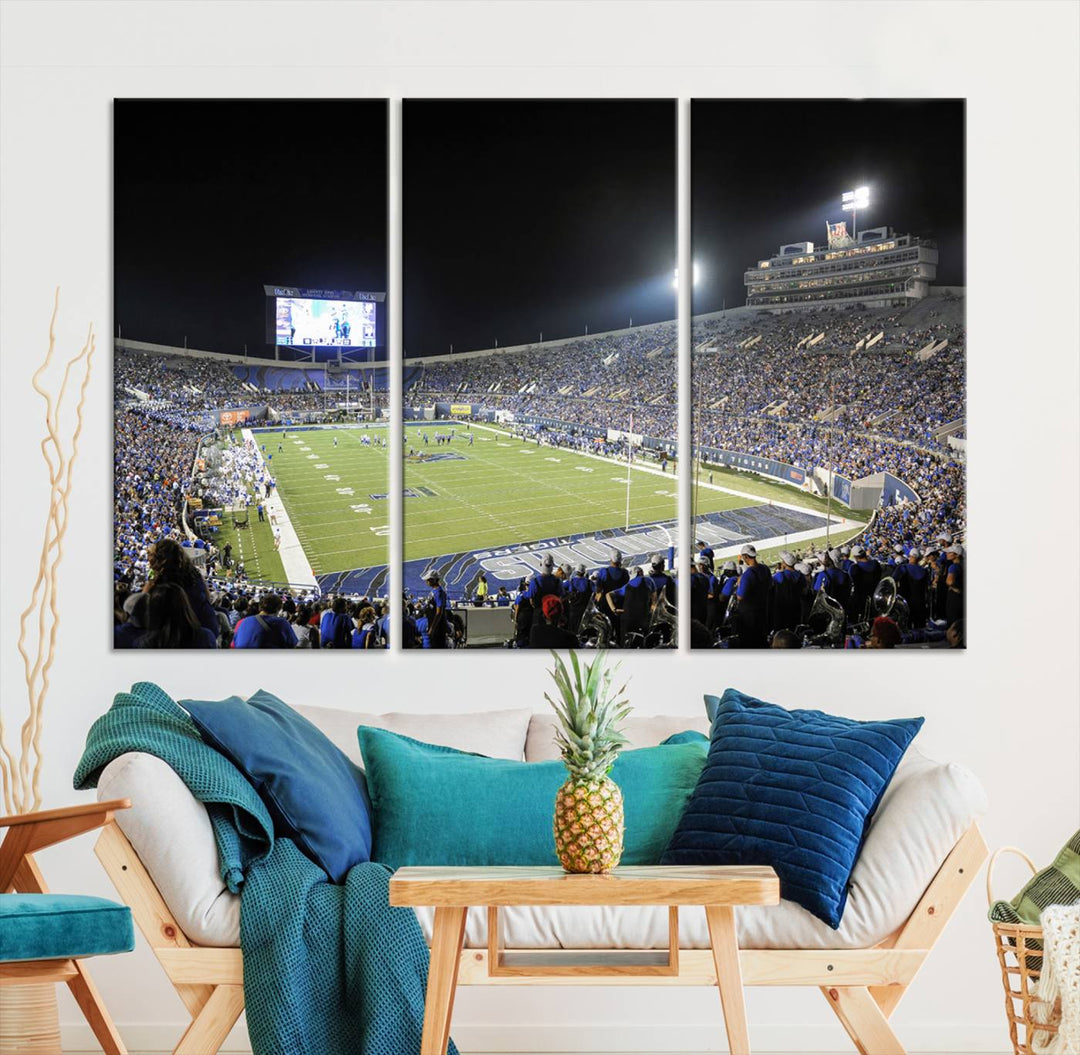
left=113, top=345, right=389, bottom=649
left=405, top=296, right=965, bottom=648
left=114, top=292, right=965, bottom=649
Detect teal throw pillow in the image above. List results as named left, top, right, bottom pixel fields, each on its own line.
left=357, top=727, right=707, bottom=870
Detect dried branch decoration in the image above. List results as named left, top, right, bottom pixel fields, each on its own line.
left=0, top=290, right=95, bottom=814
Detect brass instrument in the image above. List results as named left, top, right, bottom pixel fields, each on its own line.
left=645, top=590, right=678, bottom=648
left=870, top=576, right=911, bottom=632
left=577, top=595, right=613, bottom=648
left=801, top=588, right=846, bottom=646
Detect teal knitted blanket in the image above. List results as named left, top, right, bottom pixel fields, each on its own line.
left=74, top=682, right=456, bottom=1055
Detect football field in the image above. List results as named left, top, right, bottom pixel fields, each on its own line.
left=215, top=422, right=866, bottom=594
left=402, top=424, right=688, bottom=563
left=217, top=426, right=390, bottom=583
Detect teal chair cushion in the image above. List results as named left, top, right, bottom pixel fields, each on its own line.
left=0, top=894, right=135, bottom=963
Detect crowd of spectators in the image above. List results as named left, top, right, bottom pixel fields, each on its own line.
left=686, top=537, right=964, bottom=650
left=411, top=298, right=966, bottom=571
left=113, top=344, right=384, bottom=581
left=114, top=539, right=390, bottom=649
left=115, top=348, right=386, bottom=427
left=113, top=298, right=965, bottom=647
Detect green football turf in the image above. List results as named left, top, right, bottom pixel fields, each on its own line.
left=216, top=426, right=390, bottom=581
left=215, top=423, right=872, bottom=585
left=213, top=499, right=288, bottom=584
left=690, top=463, right=871, bottom=563
left=403, top=424, right=685, bottom=561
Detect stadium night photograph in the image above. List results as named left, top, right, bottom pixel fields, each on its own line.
left=689, top=99, right=966, bottom=650
left=2, top=4, right=1078, bottom=1055
left=113, top=99, right=392, bottom=650
left=107, top=94, right=967, bottom=652
left=403, top=99, right=678, bottom=649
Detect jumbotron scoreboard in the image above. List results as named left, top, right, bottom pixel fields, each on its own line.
left=264, top=285, right=385, bottom=349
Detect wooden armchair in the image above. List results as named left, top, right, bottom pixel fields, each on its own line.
left=0, top=799, right=134, bottom=1055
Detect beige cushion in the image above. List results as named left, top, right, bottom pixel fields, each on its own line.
left=98, top=752, right=241, bottom=947
left=295, top=705, right=533, bottom=766
left=97, top=728, right=987, bottom=953
left=525, top=712, right=710, bottom=762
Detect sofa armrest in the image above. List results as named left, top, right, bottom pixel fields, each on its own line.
left=1, top=799, right=130, bottom=891
left=98, top=753, right=240, bottom=947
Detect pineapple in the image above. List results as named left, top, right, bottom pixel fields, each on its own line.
left=546, top=649, right=632, bottom=874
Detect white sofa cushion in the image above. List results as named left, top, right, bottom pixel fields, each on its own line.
left=96, top=726, right=987, bottom=952
left=98, top=751, right=241, bottom=947
left=525, top=712, right=711, bottom=762
left=295, top=705, right=533, bottom=766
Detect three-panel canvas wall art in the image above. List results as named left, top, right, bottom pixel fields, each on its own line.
left=113, top=98, right=966, bottom=651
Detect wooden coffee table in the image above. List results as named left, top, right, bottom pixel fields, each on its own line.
left=389, top=864, right=780, bottom=1055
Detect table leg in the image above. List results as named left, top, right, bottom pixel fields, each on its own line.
left=422, top=906, right=468, bottom=1055
left=705, top=905, right=751, bottom=1055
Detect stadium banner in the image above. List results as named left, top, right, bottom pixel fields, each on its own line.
left=830, top=473, right=853, bottom=505
left=214, top=406, right=268, bottom=427
left=448, top=403, right=473, bottom=417
left=699, top=446, right=807, bottom=487
left=607, top=427, right=644, bottom=446
left=882, top=472, right=920, bottom=506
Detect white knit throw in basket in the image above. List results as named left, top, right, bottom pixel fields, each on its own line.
left=1032, top=902, right=1080, bottom=1055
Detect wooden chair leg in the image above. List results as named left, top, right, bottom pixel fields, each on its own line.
left=822, top=985, right=906, bottom=1055
left=66, top=960, right=127, bottom=1055
left=422, top=906, right=467, bottom=1055
left=705, top=905, right=751, bottom=1055
left=174, top=983, right=244, bottom=1055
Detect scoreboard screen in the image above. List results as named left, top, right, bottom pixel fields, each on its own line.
left=275, top=296, right=377, bottom=348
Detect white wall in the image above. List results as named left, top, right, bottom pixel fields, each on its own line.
left=1, top=3, right=1078, bottom=1052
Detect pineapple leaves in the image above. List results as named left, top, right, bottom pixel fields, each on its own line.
left=546, top=649, right=631, bottom=778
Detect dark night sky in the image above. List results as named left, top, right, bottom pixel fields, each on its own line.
left=692, top=99, right=966, bottom=314
left=114, top=98, right=963, bottom=354
left=114, top=99, right=387, bottom=353
left=404, top=100, right=676, bottom=358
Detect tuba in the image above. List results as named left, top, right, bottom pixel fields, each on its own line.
left=577, top=595, right=613, bottom=648
left=802, top=588, right=846, bottom=646
left=870, top=576, right=911, bottom=633
left=645, top=591, right=678, bottom=648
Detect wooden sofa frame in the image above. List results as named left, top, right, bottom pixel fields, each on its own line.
left=94, top=821, right=988, bottom=1055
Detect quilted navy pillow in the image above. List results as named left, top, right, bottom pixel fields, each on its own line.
left=662, top=688, right=923, bottom=928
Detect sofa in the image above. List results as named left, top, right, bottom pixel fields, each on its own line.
left=94, top=703, right=989, bottom=1054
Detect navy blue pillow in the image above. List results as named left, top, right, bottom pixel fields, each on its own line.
left=181, top=689, right=371, bottom=882
left=662, top=689, right=923, bottom=928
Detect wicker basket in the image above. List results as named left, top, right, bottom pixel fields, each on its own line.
left=989, top=846, right=1062, bottom=1055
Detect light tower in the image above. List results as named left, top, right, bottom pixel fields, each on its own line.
left=672, top=262, right=700, bottom=289
left=841, top=186, right=870, bottom=240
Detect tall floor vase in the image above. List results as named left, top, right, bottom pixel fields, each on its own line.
left=0, top=983, right=61, bottom=1055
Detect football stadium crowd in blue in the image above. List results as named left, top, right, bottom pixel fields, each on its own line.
left=112, top=296, right=964, bottom=648
left=411, top=300, right=966, bottom=577
left=114, top=348, right=392, bottom=649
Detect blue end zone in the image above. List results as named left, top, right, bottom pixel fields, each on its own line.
left=693, top=505, right=829, bottom=548
left=316, top=566, right=390, bottom=598
left=313, top=505, right=829, bottom=600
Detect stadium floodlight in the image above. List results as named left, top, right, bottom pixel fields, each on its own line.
left=841, top=186, right=870, bottom=237
left=672, top=262, right=701, bottom=289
